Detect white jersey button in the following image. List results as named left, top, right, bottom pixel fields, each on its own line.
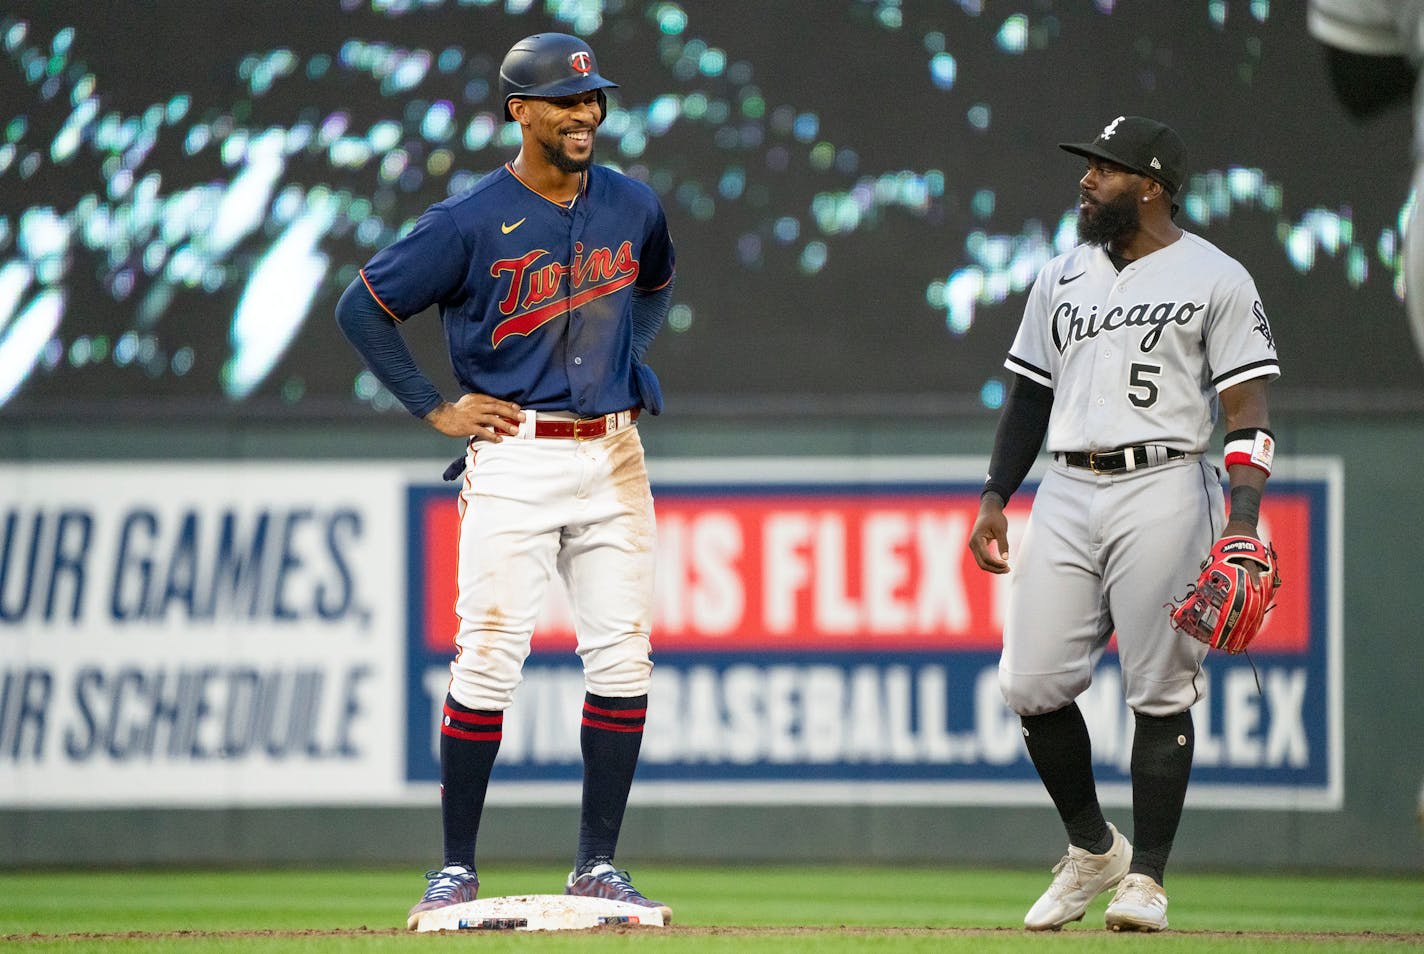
left=574, top=356, right=583, bottom=365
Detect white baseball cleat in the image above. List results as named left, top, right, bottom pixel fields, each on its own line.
left=1104, top=872, right=1169, bottom=932
left=1023, top=823, right=1132, bottom=931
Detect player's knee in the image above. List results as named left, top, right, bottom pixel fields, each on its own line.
left=1123, top=671, right=1203, bottom=717
left=448, top=666, right=519, bottom=712
left=1124, top=694, right=1196, bottom=719
left=582, top=654, right=653, bottom=697
left=998, top=667, right=1086, bottom=717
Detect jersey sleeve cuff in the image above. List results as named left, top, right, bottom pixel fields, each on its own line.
left=1004, top=355, right=1052, bottom=390
left=1213, top=360, right=1279, bottom=392
left=639, top=270, right=675, bottom=292
left=359, top=269, right=405, bottom=323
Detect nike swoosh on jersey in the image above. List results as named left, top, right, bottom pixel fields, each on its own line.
left=1058, top=271, right=1086, bottom=285
left=501, top=218, right=526, bottom=234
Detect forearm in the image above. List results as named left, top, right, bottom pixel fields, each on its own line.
left=335, top=278, right=443, bottom=418
left=1226, top=467, right=1266, bottom=529
left=1220, top=378, right=1272, bottom=531
left=983, top=375, right=1053, bottom=504
left=630, top=278, right=674, bottom=362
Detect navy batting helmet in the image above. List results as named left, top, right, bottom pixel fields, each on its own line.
left=498, top=33, right=618, bottom=124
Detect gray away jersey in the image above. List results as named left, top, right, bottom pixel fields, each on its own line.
left=1004, top=231, right=1280, bottom=454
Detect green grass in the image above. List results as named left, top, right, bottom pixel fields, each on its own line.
left=1, top=865, right=1421, bottom=952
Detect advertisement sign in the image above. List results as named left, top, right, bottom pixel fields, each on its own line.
left=405, top=457, right=1342, bottom=809
left=1, top=457, right=1340, bottom=808
left=0, top=463, right=412, bottom=805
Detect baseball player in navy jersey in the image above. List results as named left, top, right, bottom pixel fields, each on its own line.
left=967, top=116, right=1279, bottom=932
left=334, top=32, right=675, bottom=928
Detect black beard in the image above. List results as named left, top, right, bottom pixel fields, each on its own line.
left=1076, top=192, right=1140, bottom=247
left=542, top=138, right=592, bottom=174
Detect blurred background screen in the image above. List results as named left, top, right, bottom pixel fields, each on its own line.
left=0, top=1, right=1416, bottom=422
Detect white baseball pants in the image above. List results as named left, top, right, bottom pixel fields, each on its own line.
left=447, top=423, right=656, bottom=711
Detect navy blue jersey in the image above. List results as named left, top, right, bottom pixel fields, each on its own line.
left=360, top=163, right=675, bottom=415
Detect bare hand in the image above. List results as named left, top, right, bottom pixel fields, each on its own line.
left=425, top=393, right=524, bottom=441
left=968, top=493, right=1011, bottom=574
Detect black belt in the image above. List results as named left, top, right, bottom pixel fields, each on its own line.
left=1057, top=445, right=1184, bottom=475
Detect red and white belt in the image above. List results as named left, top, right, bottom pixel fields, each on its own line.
left=503, top=408, right=640, bottom=441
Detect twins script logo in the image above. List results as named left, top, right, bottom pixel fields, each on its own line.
left=489, top=241, right=639, bottom=347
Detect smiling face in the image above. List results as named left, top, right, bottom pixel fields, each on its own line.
left=509, top=90, right=603, bottom=174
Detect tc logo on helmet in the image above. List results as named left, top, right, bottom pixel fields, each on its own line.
left=569, top=51, right=592, bottom=74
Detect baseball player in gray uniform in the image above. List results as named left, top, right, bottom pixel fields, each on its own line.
left=1308, top=0, right=1424, bottom=364
left=967, top=116, right=1280, bottom=932
left=1308, top=0, right=1424, bottom=847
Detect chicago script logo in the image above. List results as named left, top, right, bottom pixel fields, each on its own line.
left=501, top=218, right=526, bottom=234
left=1050, top=298, right=1205, bottom=355
left=489, top=241, right=640, bottom=347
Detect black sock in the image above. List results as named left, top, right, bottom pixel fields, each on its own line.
left=1128, top=709, right=1194, bottom=885
left=575, top=692, right=647, bottom=874
left=439, top=693, right=502, bottom=871
left=1021, top=703, right=1113, bottom=853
